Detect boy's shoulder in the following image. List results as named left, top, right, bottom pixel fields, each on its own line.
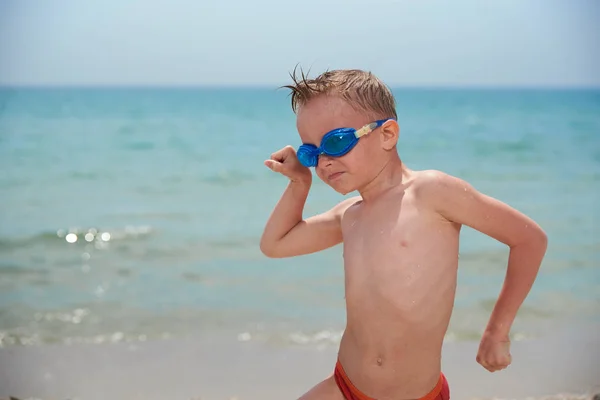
left=332, top=195, right=363, bottom=218
left=410, top=169, right=476, bottom=214
left=411, top=169, right=468, bottom=195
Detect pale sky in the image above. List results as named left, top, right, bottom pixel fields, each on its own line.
left=1, top=0, right=598, bottom=87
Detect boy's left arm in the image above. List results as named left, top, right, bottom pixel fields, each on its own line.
left=423, top=171, right=548, bottom=372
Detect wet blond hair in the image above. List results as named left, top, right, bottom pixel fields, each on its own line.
left=282, top=66, right=397, bottom=120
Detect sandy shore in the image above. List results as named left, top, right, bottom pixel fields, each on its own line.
left=0, top=322, right=598, bottom=400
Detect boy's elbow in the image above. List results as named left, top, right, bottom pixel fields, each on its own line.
left=530, top=223, right=548, bottom=245
left=508, top=225, right=548, bottom=254
left=259, top=239, right=282, bottom=258
left=535, top=228, right=548, bottom=251
left=259, top=237, right=272, bottom=257
left=260, top=243, right=276, bottom=258
left=523, top=226, right=548, bottom=253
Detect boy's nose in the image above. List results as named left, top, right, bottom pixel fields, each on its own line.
left=318, top=154, right=334, bottom=167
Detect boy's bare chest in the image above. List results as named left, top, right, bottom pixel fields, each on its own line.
left=341, top=201, right=424, bottom=253
left=340, top=199, right=452, bottom=278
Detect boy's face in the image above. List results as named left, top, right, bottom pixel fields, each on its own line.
left=296, top=95, right=396, bottom=195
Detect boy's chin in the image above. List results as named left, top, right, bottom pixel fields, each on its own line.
left=327, top=181, right=356, bottom=195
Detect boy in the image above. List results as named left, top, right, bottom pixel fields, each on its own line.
left=259, top=69, right=548, bottom=400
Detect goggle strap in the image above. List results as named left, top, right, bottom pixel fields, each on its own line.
left=355, top=121, right=379, bottom=138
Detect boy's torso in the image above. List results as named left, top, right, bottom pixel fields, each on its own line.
left=337, top=172, right=460, bottom=399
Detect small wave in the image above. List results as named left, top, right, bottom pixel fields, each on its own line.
left=286, top=329, right=343, bottom=346
left=123, top=141, right=155, bottom=151
left=206, top=236, right=259, bottom=248
left=497, top=140, right=536, bottom=152
left=201, top=170, right=254, bottom=186
left=231, top=328, right=345, bottom=350
left=0, top=264, right=49, bottom=277
left=0, top=225, right=154, bottom=251
left=69, top=171, right=102, bottom=180
left=472, top=138, right=536, bottom=157
left=234, top=327, right=532, bottom=350
left=0, top=329, right=172, bottom=348
left=104, top=211, right=190, bottom=221
left=479, top=299, right=554, bottom=318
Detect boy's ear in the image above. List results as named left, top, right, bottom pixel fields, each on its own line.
left=379, top=120, right=400, bottom=150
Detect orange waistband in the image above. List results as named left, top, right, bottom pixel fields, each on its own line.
left=334, top=360, right=446, bottom=400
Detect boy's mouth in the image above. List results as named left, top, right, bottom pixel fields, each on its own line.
left=328, top=172, right=344, bottom=181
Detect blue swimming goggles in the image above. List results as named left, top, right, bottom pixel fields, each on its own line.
left=297, top=119, right=394, bottom=168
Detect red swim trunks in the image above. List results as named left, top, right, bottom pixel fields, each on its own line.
left=333, top=360, right=450, bottom=400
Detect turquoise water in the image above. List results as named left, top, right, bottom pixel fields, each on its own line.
left=0, top=87, right=599, bottom=347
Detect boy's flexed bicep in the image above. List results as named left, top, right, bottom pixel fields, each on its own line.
left=260, top=196, right=360, bottom=258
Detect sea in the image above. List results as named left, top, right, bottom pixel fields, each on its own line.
left=0, top=87, right=598, bottom=350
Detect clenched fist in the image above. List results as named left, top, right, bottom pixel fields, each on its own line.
left=476, top=333, right=512, bottom=372
left=264, top=145, right=312, bottom=184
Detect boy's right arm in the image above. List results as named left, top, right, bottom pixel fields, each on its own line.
left=260, top=145, right=358, bottom=258
left=260, top=180, right=358, bottom=258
